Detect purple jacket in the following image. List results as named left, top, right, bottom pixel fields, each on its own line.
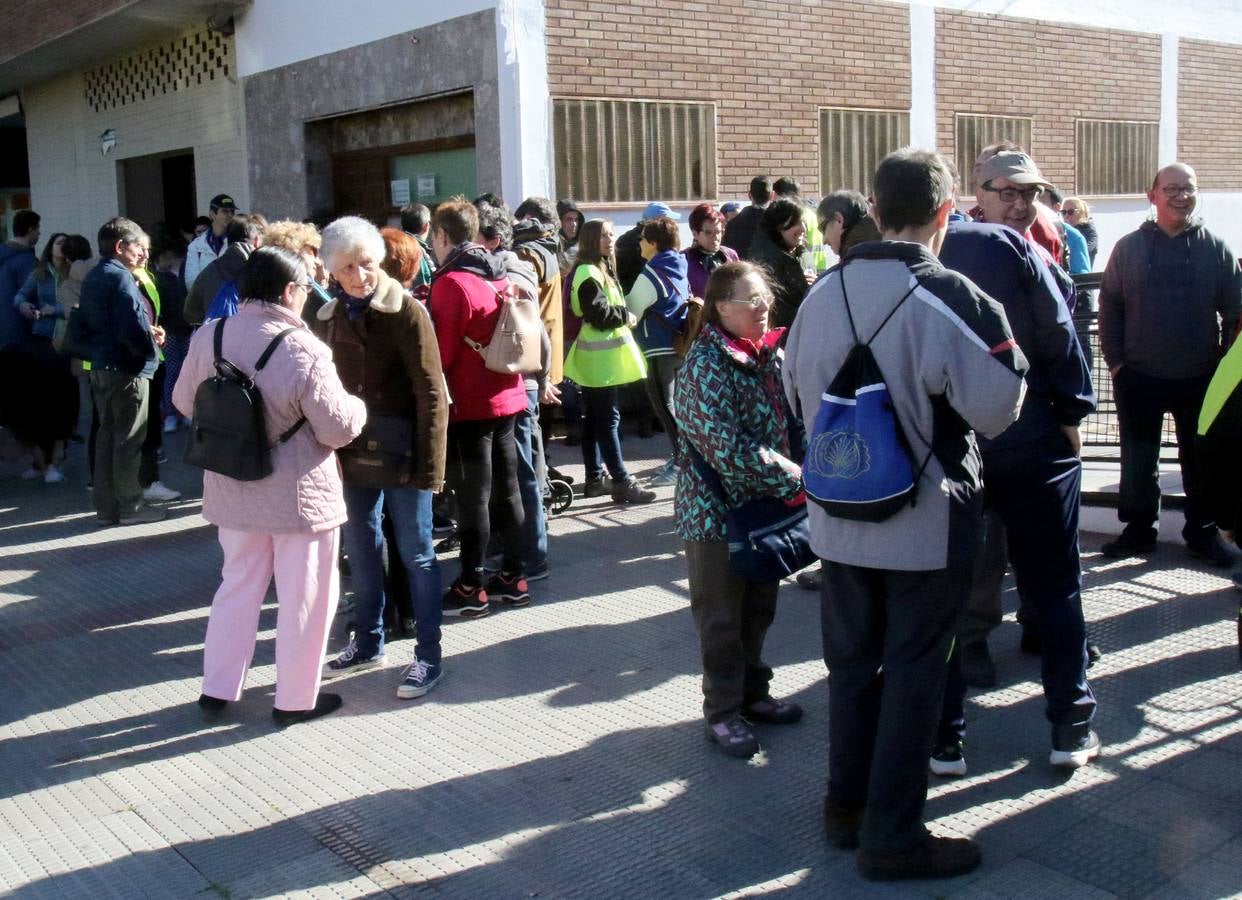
left=683, top=245, right=739, bottom=299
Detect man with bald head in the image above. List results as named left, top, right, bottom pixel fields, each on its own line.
left=1099, top=163, right=1242, bottom=563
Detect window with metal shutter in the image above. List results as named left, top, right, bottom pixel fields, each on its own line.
left=818, top=107, right=910, bottom=197
left=552, top=98, right=716, bottom=203
left=1075, top=119, right=1159, bottom=195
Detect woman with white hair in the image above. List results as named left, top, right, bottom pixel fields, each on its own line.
left=315, top=216, right=450, bottom=700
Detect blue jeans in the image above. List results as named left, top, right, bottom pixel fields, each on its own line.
left=341, top=485, right=442, bottom=664
left=580, top=385, right=629, bottom=482
left=513, top=388, right=548, bottom=570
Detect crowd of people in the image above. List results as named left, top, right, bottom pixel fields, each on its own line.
left=3, top=135, right=1240, bottom=883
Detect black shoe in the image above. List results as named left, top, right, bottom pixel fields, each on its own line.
left=435, top=535, right=460, bottom=553
left=824, top=797, right=865, bottom=849
left=1185, top=530, right=1236, bottom=567
left=1101, top=528, right=1157, bottom=559
left=743, top=697, right=803, bottom=725
left=272, top=692, right=342, bottom=727
left=197, top=694, right=227, bottom=718
left=704, top=715, right=759, bottom=758
left=857, top=834, right=982, bottom=881
left=486, top=571, right=531, bottom=607
left=929, top=741, right=968, bottom=777
left=1020, top=626, right=1041, bottom=655
left=547, top=465, right=574, bottom=485
left=960, top=640, right=997, bottom=688
left=442, top=580, right=490, bottom=618
left=583, top=477, right=613, bottom=498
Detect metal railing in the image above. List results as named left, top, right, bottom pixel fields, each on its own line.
left=1072, top=272, right=1178, bottom=451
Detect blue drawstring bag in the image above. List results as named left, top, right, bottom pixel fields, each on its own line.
left=803, top=268, right=931, bottom=522
left=205, top=278, right=240, bottom=321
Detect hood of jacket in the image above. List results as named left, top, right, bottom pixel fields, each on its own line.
left=513, top=220, right=561, bottom=282
left=840, top=215, right=882, bottom=256
left=646, top=249, right=689, bottom=290
left=216, top=242, right=252, bottom=281
left=1139, top=217, right=1206, bottom=240
left=316, top=269, right=405, bottom=321
left=433, top=241, right=508, bottom=282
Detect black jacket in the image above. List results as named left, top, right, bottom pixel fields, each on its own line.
left=748, top=229, right=807, bottom=329
left=615, top=225, right=645, bottom=294
left=723, top=206, right=764, bottom=259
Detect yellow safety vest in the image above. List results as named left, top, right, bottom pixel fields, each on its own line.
left=134, top=267, right=164, bottom=362
left=564, top=263, right=646, bottom=388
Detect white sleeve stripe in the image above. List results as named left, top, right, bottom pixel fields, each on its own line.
left=910, top=277, right=992, bottom=354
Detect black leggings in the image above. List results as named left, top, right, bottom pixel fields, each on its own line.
left=446, top=414, right=524, bottom=585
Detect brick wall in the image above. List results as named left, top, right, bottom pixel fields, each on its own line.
left=1178, top=39, right=1242, bottom=189
left=935, top=10, right=1161, bottom=195
left=545, top=0, right=911, bottom=199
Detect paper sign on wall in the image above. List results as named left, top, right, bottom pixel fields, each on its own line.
left=417, top=174, right=436, bottom=198
left=390, top=179, right=411, bottom=206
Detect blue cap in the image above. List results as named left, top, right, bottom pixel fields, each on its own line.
left=720, top=201, right=742, bottom=214
left=641, top=202, right=680, bottom=221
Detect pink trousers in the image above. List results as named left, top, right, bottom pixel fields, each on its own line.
left=201, top=527, right=340, bottom=712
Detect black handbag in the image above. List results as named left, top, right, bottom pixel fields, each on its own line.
left=687, top=443, right=816, bottom=583
left=337, top=413, right=416, bottom=488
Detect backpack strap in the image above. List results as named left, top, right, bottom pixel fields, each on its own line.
left=838, top=264, right=921, bottom=347
left=254, top=326, right=307, bottom=444
left=212, top=317, right=226, bottom=363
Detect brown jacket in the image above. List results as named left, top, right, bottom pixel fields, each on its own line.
left=515, top=237, right=564, bottom=385
left=313, top=271, right=448, bottom=492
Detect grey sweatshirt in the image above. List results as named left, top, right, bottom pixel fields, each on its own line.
left=1098, top=220, right=1242, bottom=380
left=784, top=241, right=1028, bottom=572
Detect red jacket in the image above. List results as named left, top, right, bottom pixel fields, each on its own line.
left=429, top=269, right=526, bottom=422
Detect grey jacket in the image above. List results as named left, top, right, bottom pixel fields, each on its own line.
left=1099, top=220, right=1242, bottom=380
left=783, top=241, right=1028, bottom=572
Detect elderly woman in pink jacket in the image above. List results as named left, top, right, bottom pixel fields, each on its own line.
left=173, top=246, right=366, bottom=726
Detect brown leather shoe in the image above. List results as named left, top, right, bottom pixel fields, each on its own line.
left=857, top=834, right=981, bottom=881
left=823, top=797, right=864, bottom=849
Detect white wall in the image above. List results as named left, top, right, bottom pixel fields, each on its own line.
left=23, top=64, right=246, bottom=240
left=234, top=1, right=499, bottom=77
left=904, top=0, right=1242, bottom=45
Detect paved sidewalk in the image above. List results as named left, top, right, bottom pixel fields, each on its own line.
left=1, top=429, right=1241, bottom=899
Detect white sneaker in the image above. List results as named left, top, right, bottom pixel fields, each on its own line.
left=43, top=466, right=66, bottom=484
left=1049, top=731, right=1102, bottom=769
left=163, top=415, right=179, bottom=433
left=20, top=467, right=40, bottom=480
left=143, top=481, right=181, bottom=502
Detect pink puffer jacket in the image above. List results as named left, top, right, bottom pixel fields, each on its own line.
left=172, top=300, right=367, bottom=534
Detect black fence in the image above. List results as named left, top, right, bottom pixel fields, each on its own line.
left=1072, top=273, right=1178, bottom=452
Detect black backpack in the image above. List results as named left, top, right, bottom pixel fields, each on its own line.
left=183, top=319, right=306, bottom=481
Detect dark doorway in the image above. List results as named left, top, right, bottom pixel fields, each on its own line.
left=118, top=149, right=196, bottom=234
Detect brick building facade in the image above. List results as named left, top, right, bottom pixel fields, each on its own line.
left=1178, top=38, right=1242, bottom=190
left=933, top=10, right=1162, bottom=194
left=545, top=0, right=910, bottom=199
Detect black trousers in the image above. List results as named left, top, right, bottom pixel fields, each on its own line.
left=446, top=414, right=524, bottom=585
left=821, top=560, right=967, bottom=854
left=1115, top=368, right=1214, bottom=538
left=940, top=439, right=1096, bottom=745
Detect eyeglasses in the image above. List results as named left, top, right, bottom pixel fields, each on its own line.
left=1160, top=184, right=1197, bottom=198
left=726, top=293, right=773, bottom=310
left=294, top=280, right=314, bottom=291
left=981, top=184, right=1042, bottom=204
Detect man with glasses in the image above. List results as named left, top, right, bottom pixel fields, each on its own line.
left=1098, top=163, right=1242, bottom=564
left=935, top=151, right=1099, bottom=776
left=76, top=218, right=164, bottom=525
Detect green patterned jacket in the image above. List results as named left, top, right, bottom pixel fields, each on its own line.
left=673, top=322, right=805, bottom=542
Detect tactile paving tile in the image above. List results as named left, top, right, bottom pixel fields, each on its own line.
left=4, top=434, right=1242, bottom=898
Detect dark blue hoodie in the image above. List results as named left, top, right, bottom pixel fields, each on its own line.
left=940, top=221, right=1096, bottom=453
left=630, top=250, right=690, bottom=359
left=0, top=242, right=36, bottom=349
